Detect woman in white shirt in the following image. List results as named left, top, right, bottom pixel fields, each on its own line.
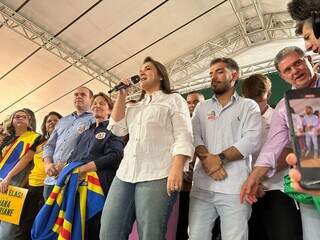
left=99, top=57, right=194, bottom=240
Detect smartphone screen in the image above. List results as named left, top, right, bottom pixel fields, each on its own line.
left=285, top=88, right=320, bottom=189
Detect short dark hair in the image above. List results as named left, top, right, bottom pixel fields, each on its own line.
left=210, top=58, right=240, bottom=73
left=241, top=74, right=272, bottom=100
left=92, top=92, right=114, bottom=110
left=187, top=91, right=204, bottom=96
left=295, top=21, right=304, bottom=35
left=186, top=91, right=204, bottom=99
left=126, top=99, right=137, bottom=104
left=288, top=0, right=320, bottom=21
left=295, top=18, right=313, bottom=36
left=78, top=86, right=93, bottom=98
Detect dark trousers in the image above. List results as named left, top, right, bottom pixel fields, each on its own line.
left=176, top=191, right=190, bottom=240
left=211, top=218, right=221, bottom=240
left=86, top=211, right=101, bottom=240
left=176, top=191, right=221, bottom=240
left=20, top=186, right=44, bottom=240
left=249, top=190, right=302, bottom=240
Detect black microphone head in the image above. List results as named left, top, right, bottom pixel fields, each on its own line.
left=131, top=75, right=140, bottom=84
left=108, top=75, right=141, bottom=93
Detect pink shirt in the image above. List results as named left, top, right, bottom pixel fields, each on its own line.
left=254, top=77, right=320, bottom=177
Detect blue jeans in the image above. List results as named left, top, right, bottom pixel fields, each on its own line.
left=305, top=133, right=318, bottom=157
left=300, top=203, right=320, bottom=240
left=189, top=186, right=251, bottom=240
left=99, top=176, right=177, bottom=240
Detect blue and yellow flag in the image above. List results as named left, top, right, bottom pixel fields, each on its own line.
left=0, top=131, right=38, bottom=179
left=31, top=161, right=105, bottom=240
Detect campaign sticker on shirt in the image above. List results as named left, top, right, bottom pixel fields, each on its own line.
left=78, top=125, right=86, bottom=134
left=95, top=132, right=106, bottom=140
left=207, top=110, right=216, bottom=120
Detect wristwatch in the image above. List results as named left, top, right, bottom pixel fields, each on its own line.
left=218, top=152, right=229, bottom=165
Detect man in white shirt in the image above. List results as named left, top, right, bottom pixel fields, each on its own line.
left=189, top=57, right=262, bottom=240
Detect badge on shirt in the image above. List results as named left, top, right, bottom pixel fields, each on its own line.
left=95, top=132, right=106, bottom=140
left=78, top=125, right=86, bottom=134
left=207, top=110, right=216, bottom=120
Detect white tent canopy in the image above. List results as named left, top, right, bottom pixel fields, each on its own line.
left=0, top=0, right=307, bottom=129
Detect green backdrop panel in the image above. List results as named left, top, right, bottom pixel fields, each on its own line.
left=182, top=72, right=291, bottom=107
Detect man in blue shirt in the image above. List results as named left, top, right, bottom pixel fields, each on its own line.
left=43, top=86, right=94, bottom=199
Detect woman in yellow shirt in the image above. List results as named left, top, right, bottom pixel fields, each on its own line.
left=0, top=109, right=39, bottom=239
left=0, top=111, right=62, bottom=239
left=24, top=111, right=62, bottom=239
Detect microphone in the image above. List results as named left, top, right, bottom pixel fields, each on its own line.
left=108, top=75, right=140, bottom=93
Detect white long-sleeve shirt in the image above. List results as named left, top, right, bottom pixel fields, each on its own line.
left=108, top=91, right=194, bottom=183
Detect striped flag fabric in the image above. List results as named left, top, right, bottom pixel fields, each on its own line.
left=31, top=161, right=105, bottom=240
left=0, top=131, right=39, bottom=179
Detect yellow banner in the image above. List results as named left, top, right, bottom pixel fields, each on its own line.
left=0, top=185, right=28, bottom=225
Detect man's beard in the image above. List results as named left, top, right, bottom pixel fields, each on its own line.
left=212, top=84, right=228, bottom=95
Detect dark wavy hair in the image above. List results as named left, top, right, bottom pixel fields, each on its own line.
left=40, top=111, right=62, bottom=142
left=288, top=0, right=320, bottom=35
left=210, top=57, right=240, bottom=73
left=138, top=56, right=172, bottom=100
left=288, top=0, right=320, bottom=21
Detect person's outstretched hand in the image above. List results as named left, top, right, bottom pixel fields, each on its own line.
left=286, top=153, right=320, bottom=196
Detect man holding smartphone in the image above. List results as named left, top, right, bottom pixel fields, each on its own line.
left=240, top=46, right=320, bottom=240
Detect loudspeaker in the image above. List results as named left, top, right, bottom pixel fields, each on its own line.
left=312, top=11, right=320, bottom=39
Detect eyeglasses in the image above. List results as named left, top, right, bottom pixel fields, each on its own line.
left=13, top=115, right=28, bottom=120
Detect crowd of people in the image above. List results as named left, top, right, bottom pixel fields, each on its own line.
left=0, top=0, right=320, bottom=239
